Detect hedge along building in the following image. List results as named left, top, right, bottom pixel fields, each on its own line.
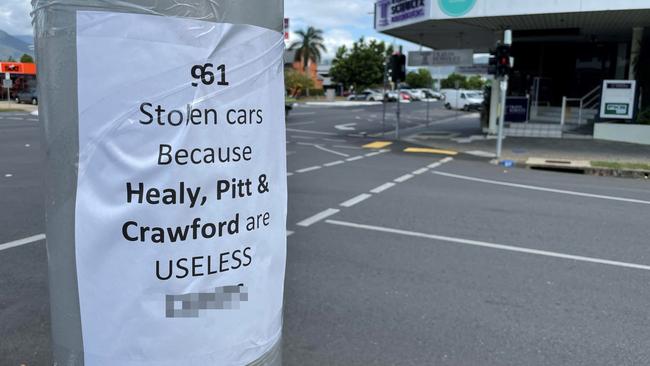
left=375, top=0, right=650, bottom=143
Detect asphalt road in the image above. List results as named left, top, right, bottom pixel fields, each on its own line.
left=2, top=104, right=650, bottom=365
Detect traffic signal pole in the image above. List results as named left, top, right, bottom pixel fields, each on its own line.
left=33, top=1, right=285, bottom=365
left=495, top=29, right=512, bottom=160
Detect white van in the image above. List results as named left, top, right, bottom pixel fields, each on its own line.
left=441, top=89, right=484, bottom=111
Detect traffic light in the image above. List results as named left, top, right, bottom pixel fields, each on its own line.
left=389, top=53, right=406, bottom=82
left=496, top=44, right=512, bottom=77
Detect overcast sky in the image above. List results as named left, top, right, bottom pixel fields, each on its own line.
left=0, top=0, right=420, bottom=60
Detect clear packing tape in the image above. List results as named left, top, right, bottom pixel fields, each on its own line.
left=32, top=1, right=284, bottom=365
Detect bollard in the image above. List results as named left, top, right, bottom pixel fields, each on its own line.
left=33, top=1, right=286, bottom=365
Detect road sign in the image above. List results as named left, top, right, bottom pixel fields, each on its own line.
left=2, top=79, right=11, bottom=89
left=408, top=49, right=473, bottom=67
left=599, top=80, right=637, bottom=120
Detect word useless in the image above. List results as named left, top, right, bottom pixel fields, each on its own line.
left=139, top=103, right=263, bottom=126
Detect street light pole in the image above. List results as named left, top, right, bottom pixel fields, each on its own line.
left=496, top=29, right=512, bottom=161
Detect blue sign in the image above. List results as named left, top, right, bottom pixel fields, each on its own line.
left=438, top=0, right=476, bottom=17
left=505, top=96, right=530, bottom=123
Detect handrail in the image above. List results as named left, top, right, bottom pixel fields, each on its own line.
left=560, top=85, right=602, bottom=126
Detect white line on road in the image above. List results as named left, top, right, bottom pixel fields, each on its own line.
left=440, top=157, right=454, bottom=163
left=346, top=156, right=363, bottom=162
left=314, top=145, right=349, bottom=157
left=370, top=182, right=395, bottom=194
left=365, top=151, right=382, bottom=157
left=340, top=193, right=372, bottom=208
left=296, top=166, right=322, bottom=173
left=394, top=174, right=414, bottom=183
left=297, top=208, right=340, bottom=227
left=432, top=171, right=650, bottom=205
left=324, top=138, right=346, bottom=142
left=324, top=160, right=344, bottom=167
left=291, top=135, right=316, bottom=140
left=286, top=128, right=338, bottom=136
left=290, top=112, right=316, bottom=116
left=412, top=168, right=428, bottom=175
left=286, top=172, right=294, bottom=176
left=325, top=219, right=650, bottom=272
left=332, top=145, right=363, bottom=150
left=4, top=174, right=12, bottom=178
left=0, top=234, right=46, bottom=252
left=286, top=231, right=294, bottom=237
left=427, top=162, right=441, bottom=169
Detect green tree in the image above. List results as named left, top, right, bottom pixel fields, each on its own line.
left=20, top=54, right=34, bottom=63
left=466, top=75, right=485, bottom=90
left=285, top=68, right=314, bottom=97
left=289, top=26, right=327, bottom=73
left=405, top=68, right=433, bottom=88
left=441, top=73, right=467, bottom=89
left=330, top=38, right=393, bottom=92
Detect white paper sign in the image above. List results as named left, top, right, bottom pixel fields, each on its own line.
left=75, top=11, right=286, bottom=365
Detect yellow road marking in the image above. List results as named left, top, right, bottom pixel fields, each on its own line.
left=363, top=141, right=393, bottom=149
left=404, top=147, right=458, bottom=156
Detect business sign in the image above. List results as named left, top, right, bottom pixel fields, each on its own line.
left=376, top=0, right=430, bottom=29
left=599, top=80, right=637, bottom=120
left=0, top=62, right=37, bottom=75
left=505, top=96, right=530, bottom=123
left=456, top=64, right=489, bottom=74
left=438, top=0, right=476, bottom=17
left=408, top=49, right=473, bottom=67
left=75, top=11, right=286, bottom=365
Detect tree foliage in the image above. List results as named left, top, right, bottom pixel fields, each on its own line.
left=330, top=38, right=393, bottom=91
left=20, top=54, right=34, bottom=63
left=289, top=27, right=327, bottom=72
left=441, top=73, right=485, bottom=90
left=405, top=68, right=433, bottom=88
left=285, top=68, right=314, bottom=97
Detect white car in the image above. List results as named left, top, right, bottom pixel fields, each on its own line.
left=441, top=89, right=484, bottom=111
left=346, top=90, right=383, bottom=101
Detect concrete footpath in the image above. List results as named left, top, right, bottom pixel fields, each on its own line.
left=404, top=116, right=650, bottom=177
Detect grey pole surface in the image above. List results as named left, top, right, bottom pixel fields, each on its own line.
left=32, top=1, right=283, bottom=365
left=496, top=76, right=508, bottom=160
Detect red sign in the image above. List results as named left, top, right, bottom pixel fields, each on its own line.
left=0, top=62, right=37, bottom=75
left=284, top=18, right=289, bottom=40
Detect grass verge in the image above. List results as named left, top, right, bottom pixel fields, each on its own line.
left=591, top=161, right=650, bottom=171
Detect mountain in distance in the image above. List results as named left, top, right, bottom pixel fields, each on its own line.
left=0, top=29, right=34, bottom=61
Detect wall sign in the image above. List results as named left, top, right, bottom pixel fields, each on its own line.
left=438, top=0, right=476, bottom=17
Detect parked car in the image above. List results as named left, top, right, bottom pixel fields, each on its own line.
left=441, top=89, right=484, bottom=111
left=347, top=90, right=383, bottom=101
left=418, top=88, right=444, bottom=100
left=384, top=91, right=398, bottom=102
left=399, top=90, right=420, bottom=101
left=15, top=88, right=38, bottom=105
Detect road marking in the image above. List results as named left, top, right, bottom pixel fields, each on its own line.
left=440, top=157, right=454, bottom=163
left=314, top=145, right=349, bottom=157
left=286, top=231, right=294, bottom=237
left=24, top=144, right=30, bottom=147
left=0, top=234, right=46, bottom=252
left=404, top=147, right=458, bottom=156
left=297, top=208, right=340, bottom=227
left=340, top=193, right=372, bottom=208
left=324, top=138, right=346, bottom=142
left=363, top=141, right=393, bottom=149
left=427, top=162, right=441, bottom=169
left=286, top=128, right=338, bottom=136
left=346, top=156, right=363, bottom=162
left=370, top=182, right=395, bottom=194
left=325, top=219, right=650, bottom=272
left=286, top=172, right=294, bottom=176
left=4, top=173, right=13, bottom=178
left=296, top=166, right=322, bottom=173
left=287, top=120, right=316, bottom=126
left=335, top=123, right=356, bottom=131
left=365, top=151, right=382, bottom=157
left=394, top=174, right=413, bottom=183
left=332, top=145, right=363, bottom=150
left=291, top=135, right=315, bottom=140
left=465, top=150, right=496, bottom=158
left=290, top=112, right=316, bottom=116
left=412, top=168, right=428, bottom=175
left=432, top=171, right=650, bottom=205
left=324, top=160, right=344, bottom=167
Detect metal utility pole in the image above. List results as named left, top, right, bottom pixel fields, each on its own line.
left=33, top=1, right=285, bottom=365
left=394, top=45, right=405, bottom=140
left=382, top=55, right=389, bottom=137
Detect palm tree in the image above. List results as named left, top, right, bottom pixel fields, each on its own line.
left=289, top=26, right=327, bottom=73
